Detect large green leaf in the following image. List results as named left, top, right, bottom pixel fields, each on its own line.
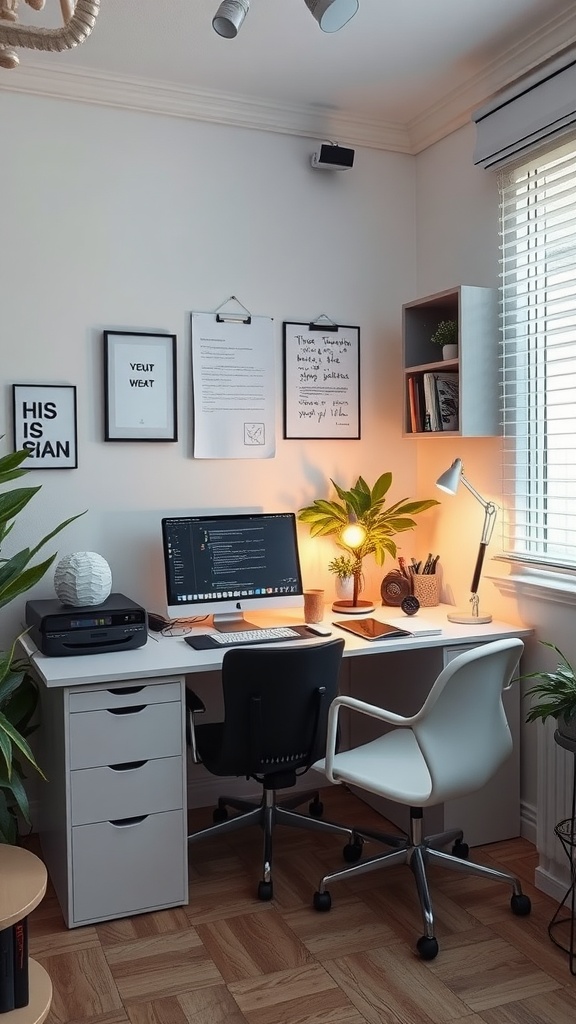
left=0, top=486, right=41, bottom=523
left=0, top=554, right=57, bottom=609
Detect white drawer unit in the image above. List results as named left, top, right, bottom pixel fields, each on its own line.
left=37, top=675, right=188, bottom=927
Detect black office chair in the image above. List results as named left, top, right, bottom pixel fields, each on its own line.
left=186, top=638, right=358, bottom=900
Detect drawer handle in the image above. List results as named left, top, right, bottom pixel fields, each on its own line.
left=107, top=705, right=146, bottom=716
left=108, top=686, right=145, bottom=695
left=108, top=761, right=148, bottom=772
left=110, top=815, right=148, bottom=828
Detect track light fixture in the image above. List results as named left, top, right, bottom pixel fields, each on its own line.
left=212, top=0, right=250, bottom=39
left=212, top=0, right=359, bottom=39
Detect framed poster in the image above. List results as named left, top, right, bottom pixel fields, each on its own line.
left=104, top=331, right=178, bottom=441
left=283, top=321, right=360, bottom=439
left=12, top=384, right=78, bottom=469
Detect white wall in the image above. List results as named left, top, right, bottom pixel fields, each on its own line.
left=0, top=91, right=439, bottom=646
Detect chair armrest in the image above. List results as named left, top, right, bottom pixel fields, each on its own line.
left=324, top=695, right=413, bottom=784
left=185, top=688, right=206, bottom=763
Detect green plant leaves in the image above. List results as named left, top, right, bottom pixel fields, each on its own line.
left=298, top=474, right=439, bottom=566
left=0, top=441, right=79, bottom=840
left=522, top=641, right=576, bottom=724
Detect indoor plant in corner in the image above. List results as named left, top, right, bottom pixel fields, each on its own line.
left=523, top=641, right=576, bottom=744
left=0, top=444, right=83, bottom=843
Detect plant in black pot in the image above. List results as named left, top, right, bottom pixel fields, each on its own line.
left=0, top=444, right=83, bottom=843
left=523, top=641, right=576, bottom=744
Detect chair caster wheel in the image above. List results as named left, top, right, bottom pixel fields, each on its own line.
left=309, top=798, right=324, bottom=818
left=213, top=807, right=228, bottom=823
left=511, top=893, right=531, bottom=916
left=416, top=935, right=439, bottom=960
left=343, top=840, right=363, bottom=863
left=452, top=840, right=469, bottom=859
left=313, top=890, right=332, bottom=912
left=258, top=881, right=273, bottom=901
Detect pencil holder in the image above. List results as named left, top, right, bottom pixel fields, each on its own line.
left=412, top=573, right=440, bottom=607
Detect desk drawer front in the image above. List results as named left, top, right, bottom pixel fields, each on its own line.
left=71, top=809, right=187, bottom=924
left=70, top=755, right=184, bottom=825
left=69, top=701, right=183, bottom=769
left=69, top=680, right=181, bottom=713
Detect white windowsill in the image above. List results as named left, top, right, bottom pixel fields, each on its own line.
left=487, top=559, right=576, bottom=605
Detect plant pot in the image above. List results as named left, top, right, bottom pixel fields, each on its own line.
left=557, top=713, right=576, bottom=744
left=442, top=344, right=458, bottom=361
left=334, top=576, right=354, bottom=602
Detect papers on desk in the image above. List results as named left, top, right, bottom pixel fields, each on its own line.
left=383, top=618, right=442, bottom=637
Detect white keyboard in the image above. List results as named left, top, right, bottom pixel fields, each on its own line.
left=210, top=626, right=301, bottom=646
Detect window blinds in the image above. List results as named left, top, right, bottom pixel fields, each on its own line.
left=500, top=141, right=576, bottom=568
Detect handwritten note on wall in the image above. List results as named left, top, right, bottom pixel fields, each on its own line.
left=282, top=322, right=360, bottom=439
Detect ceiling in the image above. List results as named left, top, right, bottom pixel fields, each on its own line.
left=2, top=0, right=576, bottom=153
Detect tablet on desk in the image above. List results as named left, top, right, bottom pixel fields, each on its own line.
left=333, top=618, right=413, bottom=641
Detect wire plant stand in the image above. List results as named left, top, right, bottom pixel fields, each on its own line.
left=548, top=729, right=576, bottom=974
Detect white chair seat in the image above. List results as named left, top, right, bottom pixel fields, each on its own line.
left=312, top=638, right=532, bottom=960
left=315, top=728, right=433, bottom=805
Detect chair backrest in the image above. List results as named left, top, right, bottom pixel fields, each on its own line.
left=217, top=638, right=344, bottom=786
left=412, top=638, right=524, bottom=802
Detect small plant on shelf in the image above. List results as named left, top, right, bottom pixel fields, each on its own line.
left=430, top=319, right=458, bottom=348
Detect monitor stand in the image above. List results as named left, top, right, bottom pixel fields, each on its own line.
left=213, top=612, right=259, bottom=633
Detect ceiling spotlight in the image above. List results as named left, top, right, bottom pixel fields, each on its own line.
left=304, top=0, right=359, bottom=33
left=212, top=0, right=250, bottom=38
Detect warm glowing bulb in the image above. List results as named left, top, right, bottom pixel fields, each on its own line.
left=340, top=521, right=366, bottom=549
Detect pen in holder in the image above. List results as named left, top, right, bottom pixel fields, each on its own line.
left=412, top=573, right=440, bottom=608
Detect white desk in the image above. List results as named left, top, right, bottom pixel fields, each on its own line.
left=22, top=605, right=532, bottom=928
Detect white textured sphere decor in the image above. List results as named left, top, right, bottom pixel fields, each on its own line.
left=54, top=552, right=112, bottom=607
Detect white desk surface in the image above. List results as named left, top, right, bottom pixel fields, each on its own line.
left=21, top=604, right=534, bottom=690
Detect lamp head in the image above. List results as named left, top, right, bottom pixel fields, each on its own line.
left=212, top=0, right=250, bottom=38
left=304, top=0, right=359, bottom=32
left=436, top=458, right=463, bottom=495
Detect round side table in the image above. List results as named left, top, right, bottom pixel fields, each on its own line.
left=549, top=728, right=576, bottom=974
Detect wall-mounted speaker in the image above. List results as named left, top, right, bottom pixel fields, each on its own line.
left=311, top=144, right=355, bottom=170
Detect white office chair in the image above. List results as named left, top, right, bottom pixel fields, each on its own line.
left=312, top=637, right=532, bottom=959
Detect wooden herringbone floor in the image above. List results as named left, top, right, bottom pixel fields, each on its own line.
left=27, top=786, right=576, bottom=1024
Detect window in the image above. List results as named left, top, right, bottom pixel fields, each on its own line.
left=499, top=139, right=576, bottom=569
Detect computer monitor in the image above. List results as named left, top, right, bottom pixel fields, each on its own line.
left=161, top=512, right=304, bottom=631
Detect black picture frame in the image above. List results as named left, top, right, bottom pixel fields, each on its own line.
left=12, top=384, right=78, bottom=469
left=104, top=330, right=178, bottom=441
left=282, top=321, right=361, bottom=439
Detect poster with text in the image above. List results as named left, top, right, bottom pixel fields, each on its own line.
left=191, top=312, right=275, bottom=459
left=282, top=322, right=360, bottom=439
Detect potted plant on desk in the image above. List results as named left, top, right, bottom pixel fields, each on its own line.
left=523, top=641, right=576, bottom=745
left=0, top=444, right=83, bottom=843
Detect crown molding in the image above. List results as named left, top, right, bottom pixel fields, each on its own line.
left=1, top=8, right=576, bottom=156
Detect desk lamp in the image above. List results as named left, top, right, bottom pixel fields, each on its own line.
left=436, top=458, right=497, bottom=624
left=332, top=514, right=376, bottom=615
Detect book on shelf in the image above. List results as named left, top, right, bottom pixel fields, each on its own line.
left=422, top=371, right=459, bottom=432
left=0, top=925, right=15, bottom=1013
left=423, top=373, right=441, bottom=431
left=0, top=919, right=29, bottom=1013
left=12, top=919, right=28, bottom=1009
left=434, top=371, right=459, bottom=431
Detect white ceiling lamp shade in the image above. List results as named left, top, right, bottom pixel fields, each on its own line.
left=211, top=0, right=359, bottom=39
left=304, top=0, right=359, bottom=32
left=212, top=0, right=250, bottom=39
left=0, top=0, right=100, bottom=70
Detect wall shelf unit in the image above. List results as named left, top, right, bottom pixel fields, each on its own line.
left=402, top=285, right=499, bottom=437
left=0, top=846, right=52, bottom=1024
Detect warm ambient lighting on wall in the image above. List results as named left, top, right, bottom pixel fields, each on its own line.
left=436, top=458, right=497, bottom=624
left=212, top=0, right=359, bottom=39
